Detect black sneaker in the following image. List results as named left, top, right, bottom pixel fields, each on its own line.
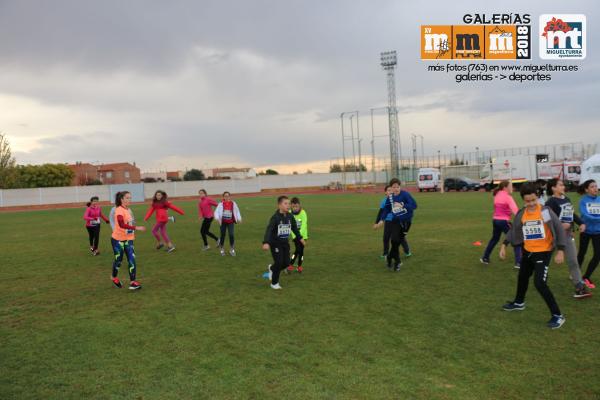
left=502, top=302, right=525, bottom=311
left=547, top=314, right=566, bottom=329
left=156, top=243, right=164, bottom=250
left=480, top=258, right=490, bottom=265
left=394, top=262, right=402, bottom=272
left=574, top=286, right=592, bottom=299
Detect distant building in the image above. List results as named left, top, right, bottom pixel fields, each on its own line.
left=167, top=171, right=184, bottom=181
left=210, top=167, right=257, bottom=180
left=68, top=162, right=100, bottom=186
left=98, top=162, right=141, bottom=184
left=141, top=172, right=167, bottom=182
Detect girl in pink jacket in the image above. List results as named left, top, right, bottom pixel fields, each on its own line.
left=198, top=189, right=219, bottom=250
left=481, top=181, right=522, bottom=267
left=83, top=196, right=109, bottom=256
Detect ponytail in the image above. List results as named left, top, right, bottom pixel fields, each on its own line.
left=87, top=196, right=99, bottom=207
left=492, top=180, right=510, bottom=196
left=115, top=191, right=129, bottom=207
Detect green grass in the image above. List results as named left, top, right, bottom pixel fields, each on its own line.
left=1, top=192, right=600, bottom=399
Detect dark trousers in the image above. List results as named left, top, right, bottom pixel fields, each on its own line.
left=270, top=242, right=290, bottom=285
left=578, top=233, right=600, bottom=280
left=86, top=225, right=100, bottom=250
left=382, top=221, right=392, bottom=255
left=111, top=239, right=137, bottom=281
left=514, top=250, right=561, bottom=316
left=387, top=220, right=408, bottom=266
left=400, top=220, right=412, bottom=254
left=483, top=219, right=522, bottom=264
left=291, top=237, right=305, bottom=267
left=200, top=217, right=219, bottom=246
left=220, top=223, right=235, bottom=247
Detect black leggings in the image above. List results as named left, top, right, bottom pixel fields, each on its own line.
left=514, top=251, right=561, bottom=316
left=86, top=225, right=100, bottom=250
left=383, top=220, right=410, bottom=256
left=578, top=233, right=600, bottom=280
left=220, top=223, right=235, bottom=247
left=291, top=238, right=305, bottom=267
left=270, top=242, right=290, bottom=285
left=387, top=221, right=409, bottom=266
left=200, top=217, right=219, bottom=246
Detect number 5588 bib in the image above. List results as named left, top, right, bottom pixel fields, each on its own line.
left=523, top=220, right=546, bottom=240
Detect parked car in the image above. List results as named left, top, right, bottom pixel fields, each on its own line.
left=444, top=177, right=481, bottom=192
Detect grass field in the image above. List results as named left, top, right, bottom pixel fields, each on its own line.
left=2, top=192, right=600, bottom=399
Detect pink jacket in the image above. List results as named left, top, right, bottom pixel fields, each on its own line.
left=198, top=197, right=218, bottom=219
left=83, top=206, right=109, bottom=227
left=492, top=190, right=519, bottom=221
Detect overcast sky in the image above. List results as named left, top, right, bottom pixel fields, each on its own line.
left=0, top=0, right=598, bottom=172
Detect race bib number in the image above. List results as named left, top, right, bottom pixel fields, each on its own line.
left=559, top=204, right=574, bottom=223
left=90, top=218, right=100, bottom=226
left=277, top=223, right=291, bottom=238
left=587, top=203, right=600, bottom=215
left=523, top=220, right=546, bottom=240
left=296, top=219, right=302, bottom=230
left=223, top=210, right=233, bottom=219
left=392, top=202, right=407, bottom=216
left=127, top=215, right=136, bottom=234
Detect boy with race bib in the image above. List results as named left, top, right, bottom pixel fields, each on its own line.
left=288, top=197, right=308, bottom=273
left=263, top=196, right=304, bottom=290
left=500, top=183, right=567, bottom=329
left=376, top=178, right=417, bottom=271
left=577, top=180, right=600, bottom=289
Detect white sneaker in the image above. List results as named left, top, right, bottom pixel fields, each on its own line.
left=230, top=249, right=236, bottom=257
left=270, top=283, right=282, bottom=290
left=220, top=248, right=226, bottom=256
left=169, top=216, right=176, bottom=223
left=202, top=245, right=210, bottom=251
left=267, top=264, right=273, bottom=281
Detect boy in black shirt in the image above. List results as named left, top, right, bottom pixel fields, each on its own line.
left=262, top=195, right=305, bottom=290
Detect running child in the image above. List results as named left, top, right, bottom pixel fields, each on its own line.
left=376, top=178, right=417, bottom=271
left=83, top=196, right=109, bottom=256
left=288, top=197, right=308, bottom=273
left=263, top=195, right=304, bottom=289
left=111, top=191, right=146, bottom=290
left=198, top=189, right=219, bottom=250
left=545, top=179, right=591, bottom=298
left=577, top=179, right=600, bottom=289
left=214, top=191, right=242, bottom=256
left=373, top=185, right=394, bottom=259
left=500, top=183, right=566, bottom=329
left=144, top=190, right=185, bottom=253
left=480, top=180, right=522, bottom=267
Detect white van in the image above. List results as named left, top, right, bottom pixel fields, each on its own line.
left=417, top=168, right=440, bottom=192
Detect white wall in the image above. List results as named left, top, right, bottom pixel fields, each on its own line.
left=0, top=172, right=389, bottom=208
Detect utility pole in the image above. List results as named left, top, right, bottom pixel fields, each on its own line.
left=380, top=51, right=400, bottom=179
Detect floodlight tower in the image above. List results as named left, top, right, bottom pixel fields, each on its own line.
left=380, top=51, right=400, bottom=179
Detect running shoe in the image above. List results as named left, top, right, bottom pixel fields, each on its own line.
left=502, top=302, right=525, bottom=311
left=380, top=254, right=387, bottom=259
left=574, top=286, right=592, bottom=299
left=229, top=249, right=236, bottom=257
left=267, top=264, right=273, bottom=281
left=169, top=216, right=176, bottom=223
left=167, top=246, right=176, bottom=253
left=220, top=248, right=226, bottom=256
left=270, top=283, right=282, bottom=290
left=202, top=245, right=210, bottom=251
left=394, top=262, right=402, bottom=272
left=514, top=265, right=520, bottom=270
left=111, top=277, right=122, bottom=288
left=90, top=247, right=95, bottom=253
left=129, top=281, right=142, bottom=290
left=405, top=252, right=413, bottom=257
left=297, top=266, right=303, bottom=273
left=287, top=265, right=294, bottom=272
left=547, top=315, right=566, bottom=329
left=480, top=258, right=490, bottom=265
left=584, top=278, right=596, bottom=289
left=93, top=250, right=100, bottom=256
left=156, top=243, right=164, bottom=250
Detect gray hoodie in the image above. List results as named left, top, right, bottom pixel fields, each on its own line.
left=504, top=206, right=567, bottom=251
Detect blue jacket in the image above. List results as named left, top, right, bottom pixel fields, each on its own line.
left=579, top=194, right=600, bottom=234
left=383, top=191, right=417, bottom=222
left=378, top=197, right=394, bottom=222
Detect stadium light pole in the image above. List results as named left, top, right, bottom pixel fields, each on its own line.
left=454, top=145, right=458, bottom=163
left=340, top=111, right=360, bottom=189
left=380, top=51, right=400, bottom=179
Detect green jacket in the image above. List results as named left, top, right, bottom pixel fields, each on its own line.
left=291, top=209, right=308, bottom=240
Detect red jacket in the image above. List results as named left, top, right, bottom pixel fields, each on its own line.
left=144, top=201, right=185, bottom=223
